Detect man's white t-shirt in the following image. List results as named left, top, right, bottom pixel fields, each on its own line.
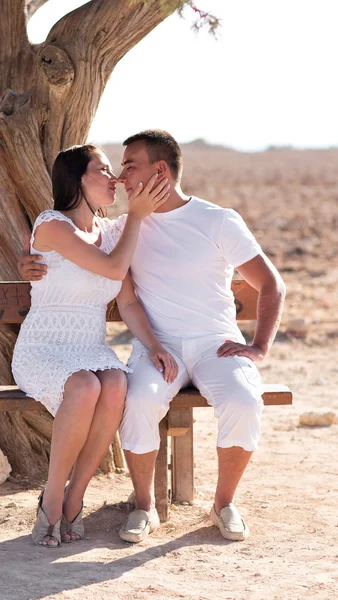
left=115, top=197, right=261, bottom=341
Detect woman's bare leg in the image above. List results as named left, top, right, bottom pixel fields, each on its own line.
left=62, top=369, right=126, bottom=538
left=40, top=370, right=101, bottom=546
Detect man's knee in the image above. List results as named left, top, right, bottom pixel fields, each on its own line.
left=125, top=376, right=170, bottom=413
left=218, top=385, right=263, bottom=421
left=120, top=376, right=172, bottom=453
left=215, top=386, right=262, bottom=451
left=234, top=383, right=262, bottom=412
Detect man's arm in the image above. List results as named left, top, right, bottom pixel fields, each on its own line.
left=18, top=236, right=48, bottom=281
left=217, top=253, right=286, bottom=362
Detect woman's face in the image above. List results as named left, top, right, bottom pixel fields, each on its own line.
left=81, top=152, right=117, bottom=208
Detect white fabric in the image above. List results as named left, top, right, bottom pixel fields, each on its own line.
left=120, top=335, right=263, bottom=454
left=115, top=198, right=263, bottom=453
left=12, top=210, right=131, bottom=417
left=115, top=197, right=261, bottom=340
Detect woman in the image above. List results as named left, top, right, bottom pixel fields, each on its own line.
left=12, top=144, right=178, bottom=547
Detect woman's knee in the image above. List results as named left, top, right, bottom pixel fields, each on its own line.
left=96, top=369, right=127, bottom=409
left=64, top=370, right=101, bottom=408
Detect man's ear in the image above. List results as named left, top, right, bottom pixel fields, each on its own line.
left=156, top=160, right=169, bottom=178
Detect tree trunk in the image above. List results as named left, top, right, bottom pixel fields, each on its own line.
left=0, top=0, right=183, bottom=478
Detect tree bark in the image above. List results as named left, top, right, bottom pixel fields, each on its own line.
left=0, top=0, right=184, bottom=478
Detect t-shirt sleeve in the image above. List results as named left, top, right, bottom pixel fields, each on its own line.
left=218, top=209, right=262, bottom=268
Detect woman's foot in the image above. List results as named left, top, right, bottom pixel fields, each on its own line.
left=32, top=491, right=61, bottom=547
left=61, top=486, right=85, bottom=542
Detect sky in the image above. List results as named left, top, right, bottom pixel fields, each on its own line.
left=28, top=0, right=338, bottom=151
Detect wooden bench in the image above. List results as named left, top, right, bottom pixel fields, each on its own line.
left=0, top=281, right=292, bottom=521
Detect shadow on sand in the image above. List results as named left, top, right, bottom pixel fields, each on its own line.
left=0, top=504, right=232, bottom=600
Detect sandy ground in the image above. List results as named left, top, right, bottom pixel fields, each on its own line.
left=1, top=145, right=338, bottom=599
left=1, top=333, right=338, bottom=600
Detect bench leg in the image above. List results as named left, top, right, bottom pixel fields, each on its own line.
left=155, top=417, right=169, bottom=522
left=171, top=407, right=194, bottom=503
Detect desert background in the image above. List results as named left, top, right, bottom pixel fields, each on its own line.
left=1, top=143, right=337, bottom=599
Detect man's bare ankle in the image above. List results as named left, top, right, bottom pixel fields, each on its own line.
left=135, top=499, right=155, bottom=513
left=214, top=498, right=234, bottom=514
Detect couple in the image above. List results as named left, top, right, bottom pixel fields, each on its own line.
left=14, top=129, right=286, bottom=548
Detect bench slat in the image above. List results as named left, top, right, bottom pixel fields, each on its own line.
left=0, top=280, right=258, bottom=323
left=173, top=384, right=293, bottom=407
left=0, top=383, right=292, bottom=413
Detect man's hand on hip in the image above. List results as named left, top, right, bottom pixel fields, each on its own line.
left=18, top=235, right=47, bottom=281
left=217, top=340, right=265, bottom=363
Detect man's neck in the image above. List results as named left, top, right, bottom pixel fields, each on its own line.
left=153, top=185, right=191, bottom=213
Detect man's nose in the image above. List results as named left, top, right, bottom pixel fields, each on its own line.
left=117, top=171, right=126, bottom=183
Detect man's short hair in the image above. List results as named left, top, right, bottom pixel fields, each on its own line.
left=123, top=129, right=183, bottom=181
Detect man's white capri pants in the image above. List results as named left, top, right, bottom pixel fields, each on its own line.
left=120, top=335, right=263, bottom=454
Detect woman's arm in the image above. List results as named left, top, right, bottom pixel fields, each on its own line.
left=116, top=273, right=178, bottom=383
left=34, top=175, right=170, bottom=281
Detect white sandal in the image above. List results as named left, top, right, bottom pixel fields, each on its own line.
left=60, top=503, right=84, bottom=542
left=32, top=491, right=61, bottom=547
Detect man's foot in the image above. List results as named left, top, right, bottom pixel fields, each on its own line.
left=210, top=503, right=249, bottom=541
left=119, top=508, right=160, bottom=543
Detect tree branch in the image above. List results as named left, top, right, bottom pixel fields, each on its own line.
left=179, top=1, right=221, bottom=36
left=25, top=0, right=51, bottom=20
left=33, top=0, right=185, bottom=165
left=46, top=0, right=185, bottom=72
left=0, top=1, right=33, bottom=93
left=0, top=90, right=52, bottom=226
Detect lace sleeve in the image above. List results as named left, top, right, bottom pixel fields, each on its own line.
left=31, top=210, right=76, bottom=250
left=105, top=214, right=127, bottom=248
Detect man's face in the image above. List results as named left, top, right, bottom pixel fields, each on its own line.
left=119, top=141, right=158, bottom=199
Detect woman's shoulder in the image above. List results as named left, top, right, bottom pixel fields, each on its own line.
left=31, top=211, right=76, bottom=252
left=33, top=210, right=76, bottom=230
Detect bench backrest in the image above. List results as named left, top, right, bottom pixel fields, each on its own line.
left=0, top=280, right=258, bottom=325
left=0, top=279, right=258, bottom=324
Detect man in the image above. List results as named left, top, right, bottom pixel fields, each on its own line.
left=19, top=130, right=286, bottom=543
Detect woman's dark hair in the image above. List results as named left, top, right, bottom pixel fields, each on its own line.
left=52, top=144, right=103, bottom=214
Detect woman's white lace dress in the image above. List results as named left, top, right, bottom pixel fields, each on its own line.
left=12, top=210, right=130, bottom=417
